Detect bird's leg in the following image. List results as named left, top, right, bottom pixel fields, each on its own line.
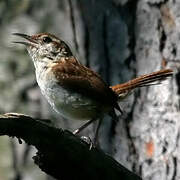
left=73, top=118, right=97, bottom=135
left=94, top=118, right=103, bottom=146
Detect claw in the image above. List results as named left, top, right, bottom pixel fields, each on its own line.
left=80, top=136, right=94, bottom=150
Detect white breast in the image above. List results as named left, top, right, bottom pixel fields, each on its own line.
left=35, top=67, right=102, bottom=121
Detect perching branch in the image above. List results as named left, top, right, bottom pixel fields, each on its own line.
left=0, top=113, right=141, bottom=180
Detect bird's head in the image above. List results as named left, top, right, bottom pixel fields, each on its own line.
left=13, top=33, right=73, bottom=65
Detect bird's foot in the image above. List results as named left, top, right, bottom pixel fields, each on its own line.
left=80, top=136, right=94, bottom=150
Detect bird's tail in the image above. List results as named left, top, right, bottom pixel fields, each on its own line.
left=111, top=69, right=173, bottom=99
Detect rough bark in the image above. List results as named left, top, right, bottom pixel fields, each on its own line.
left=78, top=1, right=179, bottom=180
left=114, top=1, right=180, bottom=180
left=0, top=113, right=141, bottom=180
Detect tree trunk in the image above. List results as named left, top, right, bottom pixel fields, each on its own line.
left=72, top=0, right=180, bottom=179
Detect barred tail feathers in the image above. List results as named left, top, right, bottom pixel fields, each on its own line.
left=111, top=69, right=173, bottom=99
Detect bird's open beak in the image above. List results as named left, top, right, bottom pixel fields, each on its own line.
left=12, top=33, right=38, bottom=47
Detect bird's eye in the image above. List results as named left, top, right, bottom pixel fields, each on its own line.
left=43, top=36, right=52, bottom=43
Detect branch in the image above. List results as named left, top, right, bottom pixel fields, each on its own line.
left=0, top=113, right=142, bottom=180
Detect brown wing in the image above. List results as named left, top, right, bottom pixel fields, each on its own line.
left=51, top=57, right=119, bottom=109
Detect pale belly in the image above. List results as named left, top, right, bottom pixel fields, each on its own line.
left=40, top=83, right=105, bottom=121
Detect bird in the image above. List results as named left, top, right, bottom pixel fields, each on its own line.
left=13, top=32, right=173, bottom=141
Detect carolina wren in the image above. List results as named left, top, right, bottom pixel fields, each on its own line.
left=13, top=33, right=173, bottom=135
